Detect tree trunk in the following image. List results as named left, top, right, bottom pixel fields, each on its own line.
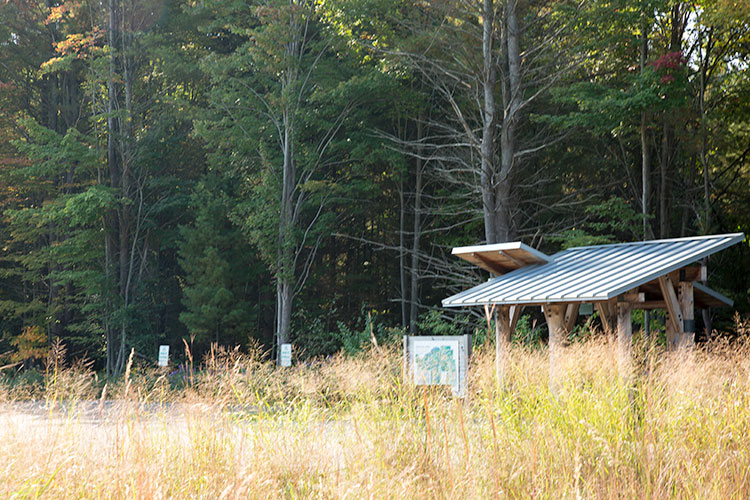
left=106, top=0, right=121, bottom=377
left=399, top=176, right=407, bottom=330
left=481, top=0, right=498, bottom=243
left=659, top=6, right=684, bottom=239
left=659, top=120, right=674, bottom=238
left=276, top=109, right=296, bottom=362
left=409, top=118, right=423, bottom=333
left=498, top=0, right=521, bottom=243
left=640, top=12, right=651, bottom=240
left=276, top=278, right=293, bottom=351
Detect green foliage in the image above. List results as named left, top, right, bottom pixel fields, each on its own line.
left=178, top=179, right=264, bottom=350
left=551, top=197, right=648, bottom=248
left=335, top=311, right=403, bottom=357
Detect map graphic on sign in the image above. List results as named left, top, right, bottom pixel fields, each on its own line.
left=412, top=339, right=459, bottom=390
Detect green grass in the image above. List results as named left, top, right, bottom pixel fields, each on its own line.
left=2, top=324, right=750, bottom=499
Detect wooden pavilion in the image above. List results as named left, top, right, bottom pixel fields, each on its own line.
left=442, top=233, right=746, bottom=385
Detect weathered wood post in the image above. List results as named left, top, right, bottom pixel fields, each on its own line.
left=665, top=312, right=679, bottom=350
left=679, top=280, right=695, bottom=348
left=495, top=306, right=511, bottom=387
left=616, top=301, right=633, bottom=380
left=543, top=304, right=568, bottom=394
left=595, top=301, right=616, bottom=336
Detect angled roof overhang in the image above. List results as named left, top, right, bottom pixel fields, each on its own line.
left=452, top=241, right=551, bottom=275
left=443, top=233, right=745, bottom=308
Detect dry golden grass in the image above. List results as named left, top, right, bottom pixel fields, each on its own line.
left=2, top=324, right=750, bottom=499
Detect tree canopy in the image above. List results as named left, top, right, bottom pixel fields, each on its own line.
left=0, top=0, right=748, bottom=370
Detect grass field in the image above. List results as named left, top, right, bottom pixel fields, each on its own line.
left=2, top=323, right=750, bottom=499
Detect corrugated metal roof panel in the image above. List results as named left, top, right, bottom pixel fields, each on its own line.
left=694, top=282, right=733, bottom=308
left=443, top=233, right=745, bottom=307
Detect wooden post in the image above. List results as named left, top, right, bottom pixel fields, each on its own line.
left=678, top=281, right=695, bottom=348
left=509, top=305, right=524, bottom=334
left=543, top=304, right=568, bottom=394
left=595, top=300, right=616, bottom=335
left=564, top=303, right=580, bottom=334
left=665, top=312, right=679, bottom=350
left=616, top=302, right=633, bottom=380
left=495, top=306, right=512, bottom=387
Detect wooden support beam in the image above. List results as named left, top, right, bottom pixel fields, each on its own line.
left=631, top=301, right=667, bottom=310
left=679, top=281, right=695, bottom=348
left=616, top=302, right=633, bottom=380
left=658, top=275, right=683, bottom=334
left=543, top=304, right=568, bottom=395
left=595, top=300, right=616, bottom=335
left=564, top=303, right=580, bottom=333
left=665, top=311, right=679, bottom=350
left=509, top=305, right=524, bottom=333
left=495, top=306, right=511, bottom=387
left=621, top=291, right=645, bottom=303
left=668, top=265, right=706, bottom=284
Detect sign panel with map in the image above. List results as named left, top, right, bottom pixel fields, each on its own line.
left=404, top=335, right=471, bottom=397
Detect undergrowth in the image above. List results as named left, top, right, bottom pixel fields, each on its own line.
left=1, top=315, right=750, bottom=498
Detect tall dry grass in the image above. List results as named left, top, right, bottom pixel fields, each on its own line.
left=2, top=322, right=750, bottom=498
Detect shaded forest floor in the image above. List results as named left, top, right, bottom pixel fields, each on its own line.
left=2, top=323, right=750, bottom=499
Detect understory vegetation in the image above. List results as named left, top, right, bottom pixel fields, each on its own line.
left=2, top=317, right=749, bottom=499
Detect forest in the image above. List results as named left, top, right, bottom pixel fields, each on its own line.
left=0, top=0, right=748, bottom=375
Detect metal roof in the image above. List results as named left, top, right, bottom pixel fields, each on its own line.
left=451, top=241, right=550, bottom=275
left=694, top=281, right=733, bottom=308
left=443, top=233, right=745, bottom=307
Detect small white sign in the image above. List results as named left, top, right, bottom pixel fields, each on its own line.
left=280, top=343, right=292, bottom=367
left=158, top=345, right=169, bottom=367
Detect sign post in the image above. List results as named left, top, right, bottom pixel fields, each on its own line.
left=280, top=343, right=292, bottom=367
left=158, top=345, right=170, bottom=367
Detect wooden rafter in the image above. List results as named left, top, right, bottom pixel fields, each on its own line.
left=498, top=250, right=525, bottom=268
left=471, top=252, right=508, bottom=275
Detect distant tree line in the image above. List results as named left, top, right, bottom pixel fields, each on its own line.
left=0, top=0, right=748, bottom=373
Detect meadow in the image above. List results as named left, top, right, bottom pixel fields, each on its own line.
left=2, top=320, right=750, bottom=499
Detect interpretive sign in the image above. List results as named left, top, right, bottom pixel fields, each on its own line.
left=158, top=345, right=169, bottom=367
left=280, top=343, right=292, bottom=367
left=404, top=335, right=471, bottom=397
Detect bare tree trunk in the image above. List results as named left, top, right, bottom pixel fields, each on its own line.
left=659, top=120, right=674, bottom=238
left=276, top=112, right=295, bottom=358
left=276, top=279, right=293, bottom=349
left=498, top=0, right=521, bottom=243
left=398, top=176, right=407, bottom=330
left=640, top=12, right=651, bottom=241
left=106, top=0, right=121, bottom=377
left=699, top=26, right=713, bottom=337
left=481, top=0, right=499, bottom=243
left=680, top=154, right=697, bottom=236
left=409, top=118, right=423, bottom=333
left=115, top=0, right=136, bottom=376
left=659, top=6, right=685, bottom=239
